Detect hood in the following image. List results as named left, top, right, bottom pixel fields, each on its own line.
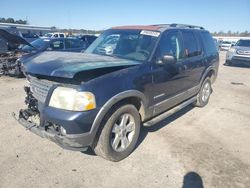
left=234, top=46, right=250, bottom=51
left=25, top=52, right=141, bottom=79
left=0, top=29, right=32, bottom=47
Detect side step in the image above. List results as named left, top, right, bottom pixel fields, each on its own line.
left=143, top=96, right=197, bottom=127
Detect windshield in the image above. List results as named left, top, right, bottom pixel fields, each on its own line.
left=236, top=40, right=250, bottom=47
left=85, top=29, right=160, bottom=61
left=22, top=38, right=49, bottom=51
left=222, top=41, right=232, bottom=44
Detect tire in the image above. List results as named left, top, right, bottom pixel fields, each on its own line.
left=93, top=104, right=141, bottom=162
left=14, top=66, right=24, bottom=78
left=193, top=77, right=212, bottom=107
left=226, top=60, right=232, bottom=66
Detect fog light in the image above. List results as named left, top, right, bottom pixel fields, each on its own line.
left=60, top=126, right=67, bottom=136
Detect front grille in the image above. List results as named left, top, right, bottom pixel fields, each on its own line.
left=236, top=50, right=250, bottom=56
left=28, top=76, right=56, bottom=103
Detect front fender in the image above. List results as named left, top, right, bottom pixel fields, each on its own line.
left=90, top=90, right=148, bottom=140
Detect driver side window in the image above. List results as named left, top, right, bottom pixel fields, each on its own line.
left=155, top=30, right=184, bottom=61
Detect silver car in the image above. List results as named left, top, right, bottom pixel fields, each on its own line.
left=226, top=39, right=250, bottom=65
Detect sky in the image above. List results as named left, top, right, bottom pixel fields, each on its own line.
left=1, top=0, right=250, bottom=32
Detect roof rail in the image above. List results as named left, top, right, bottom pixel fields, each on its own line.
left=170, top=23, right=204, bottom=30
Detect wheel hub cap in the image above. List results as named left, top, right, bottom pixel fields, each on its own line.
left=111, top=113, right=136, bottom=152
left=202, top=82, right=211, bottom=102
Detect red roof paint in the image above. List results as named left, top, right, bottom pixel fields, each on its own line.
left=111, top=25, right=161, bottom=31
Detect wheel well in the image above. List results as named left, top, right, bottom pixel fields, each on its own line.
left=206, top=69, right=216, bottom=83
left=92, top=96, right=146, bottom=147
left=111, top=97, right=145, bottom=121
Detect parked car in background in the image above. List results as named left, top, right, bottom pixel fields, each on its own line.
left=213, top=38, right=219, bottom=51
left=220, top=40, right=233, bottom=51
left=0, top=28, right=34, bottom=75
left=78, top=34, right=97, bottom=49
left=42, top=33, right=66, bottom=38
left=0, top=29, right=86, bottom=76
left=226, top=39, right=250, bottom=65
left=0, top=36, right=8, bottom=54
left=15, top=23, right=219, bottom=161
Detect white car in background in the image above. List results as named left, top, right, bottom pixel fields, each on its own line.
left=42, top=33, right=66, bottom=38
left=226, top=39, right=250, bottom=65
left=220, top=41, right=233, bottom=51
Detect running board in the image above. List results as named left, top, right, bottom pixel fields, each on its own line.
left=143, top=96, right=197, bottom=127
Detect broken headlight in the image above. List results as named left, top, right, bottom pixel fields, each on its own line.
left=49, top=87, right=96, bottom=111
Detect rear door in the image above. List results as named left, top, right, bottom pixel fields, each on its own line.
left=180, top=30, right=204, bottom=88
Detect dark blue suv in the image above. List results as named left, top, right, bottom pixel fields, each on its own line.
left=15, top=24, right=219, bottom=161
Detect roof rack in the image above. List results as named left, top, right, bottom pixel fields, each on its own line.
left=170, top=23, right=204, bottom=30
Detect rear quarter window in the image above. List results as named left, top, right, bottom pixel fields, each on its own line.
left=200, top=31, right=217, bottom=55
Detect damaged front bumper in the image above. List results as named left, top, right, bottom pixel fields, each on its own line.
left=13, top=113, right=88, bottom=151
left=13, top=86, right=98, bottom=152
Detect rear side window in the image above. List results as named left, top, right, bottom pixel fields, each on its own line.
left=182, top=31, right=201, bottom=57
left=50, top=40, right=64, bottom=50
left=200, top=31, right=217, bottom=55
left=65, top=39, right=82, bottom=49
left=59, top=34, right=64, bottom=38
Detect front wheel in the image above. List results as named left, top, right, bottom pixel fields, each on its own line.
left=193, top=78, right=212, bottom=107
left=93, top=104, right=141, bottom=161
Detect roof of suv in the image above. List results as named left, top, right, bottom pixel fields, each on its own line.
left=112, top=23, right=205, bottom=32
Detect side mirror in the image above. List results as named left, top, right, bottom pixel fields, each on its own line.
left=157, top=55, right=176, bottom=65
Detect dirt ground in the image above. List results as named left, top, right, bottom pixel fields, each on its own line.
left=0, top=52, right=250, bottom=188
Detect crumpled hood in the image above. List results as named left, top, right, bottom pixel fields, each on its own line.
left=25, top=51, right=141, bottom=79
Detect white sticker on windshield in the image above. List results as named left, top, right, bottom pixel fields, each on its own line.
left=140, top=30, right=160, bottom=37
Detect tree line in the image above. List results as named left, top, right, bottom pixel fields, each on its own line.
left=0, top=17, right=27, bottom=24
left=1, top=17, right=249, bottom=36
left=212, top=30, right=250, bottom=37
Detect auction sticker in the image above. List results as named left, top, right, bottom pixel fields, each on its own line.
left=140, top=30, right=160, bottom=37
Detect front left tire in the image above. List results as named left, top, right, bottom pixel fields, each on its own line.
left=93, top=104, right=141, bottom=162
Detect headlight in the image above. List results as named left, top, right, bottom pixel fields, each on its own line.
left=49, top=87, right=96, bottom=111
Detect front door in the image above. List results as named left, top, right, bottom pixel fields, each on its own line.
left=151, top=29, right=203, bottom=115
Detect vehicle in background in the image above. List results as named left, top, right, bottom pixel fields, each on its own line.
left=0, top=30, right=86, bottom=76
left=220, top=40, right=233, bottom=51
left=21, top=33, right=40, bottom=42
left=0, top=36, right=8, bottom=54
left=0, top=28, right=33, bottom=76
left=42, top=33, right=66, bottom=38
left=15, top=23, right=219, bottom=161
left=226, top=39, right=250, bottom=66
left=78, top=35, right=97, bottom=49
left=213, top=38, right=219, bottom=51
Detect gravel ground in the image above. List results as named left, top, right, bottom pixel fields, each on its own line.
left=0, top=52, right=250, bottom=188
